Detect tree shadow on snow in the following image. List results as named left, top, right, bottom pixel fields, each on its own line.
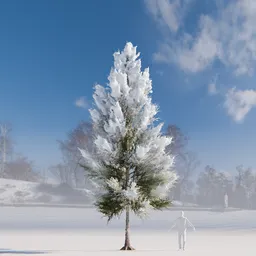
left=0, top=249, right=50, bottom=254
left=82, top=249, right=176, bottom=253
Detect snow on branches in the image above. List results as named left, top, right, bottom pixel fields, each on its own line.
left=79, top=42, right=177, bottom=220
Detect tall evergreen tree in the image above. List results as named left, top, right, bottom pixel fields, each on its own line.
left=79, top=42, right=177, bottom=250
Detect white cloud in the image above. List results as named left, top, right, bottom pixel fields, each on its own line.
left=144, top=0, right=181, bottom=32
left=224, top=88, right=256, bottom=122
left=147, top=0, right=256, bottom=76
left=208, top=82, right=217, bottom=95
left=154, top=16, right=221, bottom=73
left=74, top=96, right=88, bottom=109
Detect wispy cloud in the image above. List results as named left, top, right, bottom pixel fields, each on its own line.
left=145, top=0, right=256, bottom=122
left=144, top=0, right=187, bottom=33
left=74, top=96, right=88, bottom=109
left=208, top=83, right=217, bottom=95
left=208, top=75, right=219, bottom=95
left=224, top=88, right=256, bottom=123
left=153, top=16, right=221, bottom=73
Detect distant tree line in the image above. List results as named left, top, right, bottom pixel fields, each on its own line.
left=195, top=165, right=256, bottom=209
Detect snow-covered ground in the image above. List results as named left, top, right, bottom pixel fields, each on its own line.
left=0, top=179, right=253, bottom=255
left=0, top=206, right=255, bottom=255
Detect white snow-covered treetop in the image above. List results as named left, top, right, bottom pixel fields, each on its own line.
left=79, top=42, right=177, bottom=217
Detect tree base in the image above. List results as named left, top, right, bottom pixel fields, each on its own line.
left=120, top=245, right=135, bottom=251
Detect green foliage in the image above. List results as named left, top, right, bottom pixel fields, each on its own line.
left=95, top=192, right=124, bottom=222
left=81, top=145, right=173, bottom=220
left=137, top=173, right=163, bottom=197
left=150, top=198, right=171, bottom=209
left=104, top=164, right=125, bottom=183
left=79, top=163, right=99, bottom=179
left=130, top=197, right=171, bottom=218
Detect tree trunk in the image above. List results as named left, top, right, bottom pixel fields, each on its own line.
left=120, top=206, right=135, bottom=250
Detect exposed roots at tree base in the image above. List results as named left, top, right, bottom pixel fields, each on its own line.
left=120, top=245, right=135, bottom=251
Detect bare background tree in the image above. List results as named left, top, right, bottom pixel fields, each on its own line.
left=234, top=165, right=256, bottom=209
left=54, top=121, right=94, bottom=187
left=39, top=168, right=49, bottom=184
left=165, top=125, right=199, bottom=203
left=178, top=151, right=200, bottom=204
left=49, top=163, right=72, bottom=185
left=0, top=123, right=13, bottom=176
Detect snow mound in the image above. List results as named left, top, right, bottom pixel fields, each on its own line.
left=0, top=178, right=92, bottom=205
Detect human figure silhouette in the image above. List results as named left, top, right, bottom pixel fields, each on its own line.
left=224, top=193, right=228, bottom=208
left=169, top=211, right=195, bottom=250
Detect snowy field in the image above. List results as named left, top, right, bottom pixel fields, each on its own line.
left=0, top=207, right=255, bottom=255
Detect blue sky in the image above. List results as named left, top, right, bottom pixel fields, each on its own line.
left=1, top=0, right=256, bottom=174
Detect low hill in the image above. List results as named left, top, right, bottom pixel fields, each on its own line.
left=0, top=178, right=92, bottom=205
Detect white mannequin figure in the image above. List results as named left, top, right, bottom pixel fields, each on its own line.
left=169, top=211, right=196, bottom=250
left=224, top=193, right=228, bottom=208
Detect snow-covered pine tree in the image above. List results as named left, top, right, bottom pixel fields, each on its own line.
left=79, top=42, right=177, bottom=250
